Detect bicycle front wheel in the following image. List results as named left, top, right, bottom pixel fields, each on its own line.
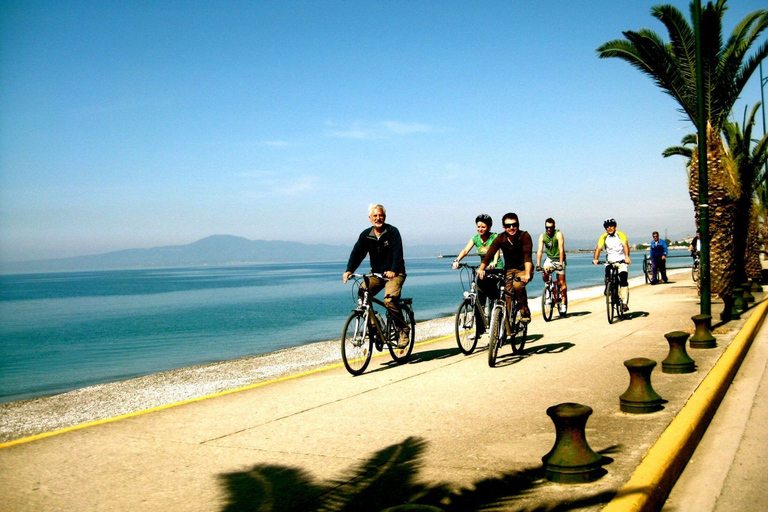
left=692, top=259, right=700, bottom=282
left=643, top=259, right=652, bottom=284
left=387, top=306, right=415, bottom=363
left=455, top=299, right=478, bottom=354
left=541, top=285, right=554, bottom=322
left=606, top=283, right=616, bottom=324
left=341, top=311, right=372, bottom=375
left=509, top=307, right=527, bottom=355
left=488, top=305, right=505, bottom=367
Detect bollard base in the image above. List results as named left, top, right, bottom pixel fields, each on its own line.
left=620, top=399, right=664, bottom=414
left=543, top=462, right=606, bottom=484
left=661, top=361, right=696, bottom=374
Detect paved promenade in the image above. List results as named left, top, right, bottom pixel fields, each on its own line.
left=1, top=271, right=766, bottom=511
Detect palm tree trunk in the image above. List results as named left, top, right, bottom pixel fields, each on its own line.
left=746, top=204, right=763, bottom=281
left=688, top=126, right=737, bottom=298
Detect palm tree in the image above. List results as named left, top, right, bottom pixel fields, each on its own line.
left=722, top=102, right=768, bottom=283
left=597, top=0, right=768, bottom=297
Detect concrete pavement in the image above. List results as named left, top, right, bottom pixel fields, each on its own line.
left=1, top=270, right=765, bottom=511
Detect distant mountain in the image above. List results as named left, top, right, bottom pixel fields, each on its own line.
left=0, top=235, right=461, bottom=274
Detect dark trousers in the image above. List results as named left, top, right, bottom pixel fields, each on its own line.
left=651, top=257, right=667, bottom=283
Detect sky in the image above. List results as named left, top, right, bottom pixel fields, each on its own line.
left=1, top=0, right=767, bottom=262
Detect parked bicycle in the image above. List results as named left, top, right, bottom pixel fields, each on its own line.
left=537, top=262, right=567, bottom=321
left=488, top=275, right=527, bottom=367
left=603, top=260, right=629, bottom=324
left=341, top=273, right=416, bottom=375
left=454, top=264, right=503, bottom=354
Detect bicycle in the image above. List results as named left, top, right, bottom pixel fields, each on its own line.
left=488, top=275, right=528, bottom=367
left=537, top=262, right=566, bottom=322
left=643, top=255, right=653, bottom=284
left=691, top=251, right=700, bottom=282
left=603, top=260, right=629, bottom=324
left=341, top=273, right=416, bottom=376
left=454, top=264, right=503, bottom=354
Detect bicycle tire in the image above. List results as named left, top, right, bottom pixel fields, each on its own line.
left=541, top=284, right=554, bottom=322
left=455, top=299, right=478, bottom=354
left=341, top=311, right=372, bottom=375
left=644, top=259, right=652, bottom=284
left=692, top=259, right=700, bottom=282
left=606, top=282, right=616, bottom=324
left=488, top=305, right=504, bottom=367
left=509, top=306, right=527, bottom=355
left=387, top=306, right=415, bottom=363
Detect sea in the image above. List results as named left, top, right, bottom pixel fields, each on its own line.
left=0, top=253, right=647, bottom=403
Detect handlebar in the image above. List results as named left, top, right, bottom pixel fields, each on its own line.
left=536, top=263, right=564, bottom=272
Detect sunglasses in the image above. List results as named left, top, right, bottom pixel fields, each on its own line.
left=504, top=222, right=519, bottom=228
left=545, top=226, right=555, bottom=230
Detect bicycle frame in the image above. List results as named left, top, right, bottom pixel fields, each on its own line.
left=354, top=274, right=391, bottom=348
left=458, top=264, right=491, bottom=331
left=603, top=261, right=627, bottom=323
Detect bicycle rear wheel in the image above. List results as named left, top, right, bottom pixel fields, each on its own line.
left=541, top=285, right=554, bottom=322
left=643, top=258, right=652, bottom=283
left=387, top=306, right=415, bottom=363
left=341, top=311, right=372, bottom=375
left=509, top=306, right=527, bottom=355
left=455, top=299, right=478, bottom=354
left=488, top=305, right=505, bottom=367
left=606, top=283, right=616, bottom=324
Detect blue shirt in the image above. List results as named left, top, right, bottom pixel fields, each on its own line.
left=650, top=238, right=668, bottom=259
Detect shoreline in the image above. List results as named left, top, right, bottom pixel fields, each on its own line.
left=0, top=273, right=658, bottom=443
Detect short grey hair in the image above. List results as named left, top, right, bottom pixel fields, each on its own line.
left=368, top=204, right=386, bottom=216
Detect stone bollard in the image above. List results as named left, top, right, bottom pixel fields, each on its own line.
left=721, top=294, right=739, bottom=322
left=732, top=287, right=745, bottom=316
left=542, top=403, right=604, bottom=483
left=662, top=331, right=696, bottom=374
left=620, top=358, right=664, bottom=413
left=689, top=314, right=717, bottom=349
left=742, top=283, right=755, bottom=303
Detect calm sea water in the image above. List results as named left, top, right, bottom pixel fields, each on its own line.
left=0, top=254, right=643, bottom=403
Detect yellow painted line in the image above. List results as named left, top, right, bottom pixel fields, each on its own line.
left=602, top=298, right=768, bottom=512
left=0, top=330, right=457, bottom=449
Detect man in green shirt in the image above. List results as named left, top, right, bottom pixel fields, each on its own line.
left=536, top=218, right=567, bottom=314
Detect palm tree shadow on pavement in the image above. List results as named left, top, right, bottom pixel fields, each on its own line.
left=219, top=437, right=618, bottom=512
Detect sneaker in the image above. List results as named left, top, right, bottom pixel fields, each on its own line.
left=397, top=330, right=411, bottom=348
left=622, top=304, right=629, bottom=312
left=559, top=304, right=567, bottom=315
left=520, top=309, right=531, bottom=324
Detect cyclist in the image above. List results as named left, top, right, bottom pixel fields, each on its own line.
left=535, top=218, right=567, bottom=314
left=478, top=212, right=533, bottom=324
left=649, top=231, right=668, bottom=284
left=689, top=230, right=701, bottom=257
left=342, top=204, right=410, bottom=347
left=452, top=214, right=503, bottom=338
left=593, top=218, right=632, bottom=312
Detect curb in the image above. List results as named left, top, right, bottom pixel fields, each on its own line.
left=602, top=298, right=768, bottom=512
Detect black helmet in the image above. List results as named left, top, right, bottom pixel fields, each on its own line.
left=603, top=218, right=617, bottom=228
left=475, top=214, right=493, bottom=228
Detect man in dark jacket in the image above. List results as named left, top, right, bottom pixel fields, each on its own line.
left=343, top=204, right=409, bottom=346
left=477, top=212, right=533, bottom=323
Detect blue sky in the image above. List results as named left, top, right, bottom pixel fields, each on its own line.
left=1, top=0, right=766, bottom=261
